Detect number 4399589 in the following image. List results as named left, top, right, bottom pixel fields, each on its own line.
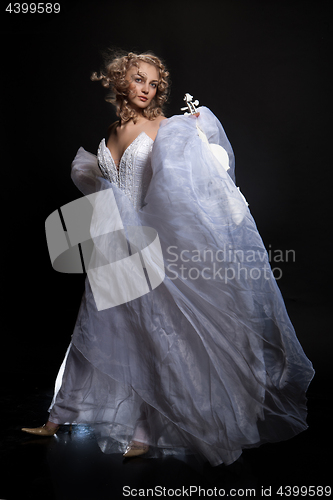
left=5, top=3, right=60, bottom=13
left=276, top=485, right=331, bottom=496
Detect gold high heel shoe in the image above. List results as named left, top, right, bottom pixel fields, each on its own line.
left=21, top=424, right=60, bottom=436
left=123, top=441, right=149, bottom=458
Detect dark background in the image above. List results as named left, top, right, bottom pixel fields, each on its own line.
left=1, top=0, right=331, bottom=497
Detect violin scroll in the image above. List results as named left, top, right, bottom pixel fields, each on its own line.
left=181, top=93, right=200, bottom=115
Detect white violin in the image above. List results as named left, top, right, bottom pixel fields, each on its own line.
left=181, top=93, right=249, bottom=217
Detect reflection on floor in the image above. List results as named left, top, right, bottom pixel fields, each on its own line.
left=0, top=376, right=329, bottom=500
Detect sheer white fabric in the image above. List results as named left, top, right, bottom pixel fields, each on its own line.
left=49, top=107, right=314, bottom=466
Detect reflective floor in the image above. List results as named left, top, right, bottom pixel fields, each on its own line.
left=0, top=376, right=329, bottom=500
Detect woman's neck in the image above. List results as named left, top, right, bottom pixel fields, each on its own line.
left=121, top=113, right=148, bottom=129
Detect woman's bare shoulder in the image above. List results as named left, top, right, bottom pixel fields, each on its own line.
left=106, top=120, right=120, bottom=141
left=145, top=115, right=167, bottom=140
left=150, top=115, right=167, bottom=131
left=156, top=115, right=168, bottom=124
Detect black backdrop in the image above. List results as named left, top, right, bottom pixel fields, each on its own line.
left=2, top=0, right=330, bottom=406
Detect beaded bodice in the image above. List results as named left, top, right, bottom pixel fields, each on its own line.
left=97, top=132, right=154, bottom=212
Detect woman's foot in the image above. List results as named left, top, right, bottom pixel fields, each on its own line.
left=123, top=440, right=149, bottom=458
left=21, top=421, right=60, bottom=436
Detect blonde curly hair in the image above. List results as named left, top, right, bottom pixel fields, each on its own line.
left=91, top=50, right=170, bottom=123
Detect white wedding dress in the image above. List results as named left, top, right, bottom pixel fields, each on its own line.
left=48, top=107, right=314, bottom=466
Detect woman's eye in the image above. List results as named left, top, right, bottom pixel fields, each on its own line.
left=135, top=78, right=142, bottom=83
left=151, top=83, right=157, bottom=88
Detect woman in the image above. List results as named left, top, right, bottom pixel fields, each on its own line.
left=22, top=51, right=314, bottom=466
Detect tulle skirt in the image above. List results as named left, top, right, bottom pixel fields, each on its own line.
left=49, top=107, right=314, bottom=466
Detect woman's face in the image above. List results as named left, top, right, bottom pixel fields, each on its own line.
left=125, top=62, right=159, bottom=113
